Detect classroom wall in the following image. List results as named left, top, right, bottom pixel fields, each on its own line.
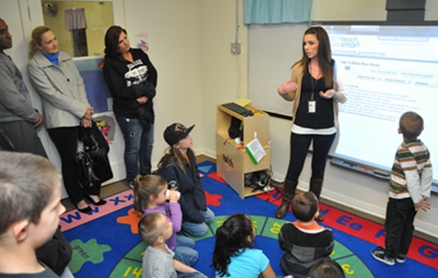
left=197, top=0, right=249, bottom=157
left=122, top=0, right=204, bottom=167
left=1, top=0, right=437, bottom=236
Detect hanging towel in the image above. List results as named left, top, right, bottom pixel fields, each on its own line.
left=65, top=8, right=87, bottom=30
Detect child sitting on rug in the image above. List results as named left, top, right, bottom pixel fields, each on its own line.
left=0, top=152, right=66, bottom=277
left=278, top=192, right=334, bottom=278
left=371, top=111, right=432, bottom=266
left=138, top=212, right=206, bottom=278
left=212, top=213, right=280, bottom=278
left=157, top=123, right=214, bottom=237
left=133, top=174, right=198, bottom=266
left=308, top=258, right=345, bottom=278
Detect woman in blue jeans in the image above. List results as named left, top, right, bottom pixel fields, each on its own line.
left=103, top=26, right=158, bottom=186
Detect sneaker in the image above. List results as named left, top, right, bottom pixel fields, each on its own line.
left=396, top=254, right=406, bottom=263
left=128, top=180, right=134, bottom=189
left=371, top=247, right=395, bottom=266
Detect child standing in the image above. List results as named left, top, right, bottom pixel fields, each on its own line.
left=0, top=151, right=66, bottom=277
left=371, top=111, right=432, bottom=266
left=157, top=123, right=214, bottom=237
left=212, top=213, right=279, bottom=278
left=138, top=212, right=206, bottom=278
left=133, top=174, right=198, bottom=266
left=278, top=192, right=334, bottom=278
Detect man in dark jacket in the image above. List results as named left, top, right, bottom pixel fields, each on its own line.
left=0, top=18, right=46, bottom=156
left=0, top=18, right=73, bottom=277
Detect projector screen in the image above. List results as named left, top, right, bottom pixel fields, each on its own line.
left=312, top=21, right=438, bottom=190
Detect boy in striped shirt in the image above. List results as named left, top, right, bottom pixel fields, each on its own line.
left=372, top=111, right=432, bottom=266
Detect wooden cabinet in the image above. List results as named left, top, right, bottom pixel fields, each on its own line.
left=216, top=104, right=270, bottom=199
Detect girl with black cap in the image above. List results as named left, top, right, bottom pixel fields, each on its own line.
left=157, top=123, right=215, bottom=237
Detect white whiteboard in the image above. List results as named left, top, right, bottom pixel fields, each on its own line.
left=248, top=23, right=310, bottom=116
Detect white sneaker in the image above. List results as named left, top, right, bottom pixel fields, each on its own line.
left=371, top=247, right=395, bottom=266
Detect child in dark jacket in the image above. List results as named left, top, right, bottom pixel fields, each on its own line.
left=157, top=123, right=214, bottom=237
left=278, top=192, right=334, bottom=278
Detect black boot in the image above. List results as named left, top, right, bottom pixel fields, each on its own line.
left=310, top=178, right=324, bottom=222
left=275, top=180, right=298, bottom=219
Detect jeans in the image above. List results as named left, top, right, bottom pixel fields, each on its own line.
left=286, top=132, right=336, bottom=181
left=384, top=197, right=417, bottom=259
left=115, top=115, right=154, bottom=182
left=173, top=235, right=198, bottom=266
left=182, top=207, right=215, bottom=237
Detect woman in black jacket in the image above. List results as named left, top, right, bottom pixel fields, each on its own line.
left=103, top=26, right=157, bottom=187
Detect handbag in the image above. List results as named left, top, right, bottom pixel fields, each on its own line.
left=75, top=127, right=113, bottom=189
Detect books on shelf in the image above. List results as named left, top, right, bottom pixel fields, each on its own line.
left=245, top=137, right=266, bottom=164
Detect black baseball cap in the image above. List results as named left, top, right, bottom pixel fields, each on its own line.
left=163, top=123, right=195, bottom=146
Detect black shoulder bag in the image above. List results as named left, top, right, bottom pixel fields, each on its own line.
left=75, top=127, right=113, bottom=189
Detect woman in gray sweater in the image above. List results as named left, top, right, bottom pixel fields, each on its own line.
left=27, top=26, right=108, bottom=213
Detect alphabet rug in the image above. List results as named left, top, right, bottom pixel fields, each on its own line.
left=60, top=161, right=438, bottom=278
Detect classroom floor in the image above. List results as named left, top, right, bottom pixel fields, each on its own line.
left=61, top=155, right=437, bottom=244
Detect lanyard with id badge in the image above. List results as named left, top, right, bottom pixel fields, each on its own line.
left=309, top=74, right=318, bottom=113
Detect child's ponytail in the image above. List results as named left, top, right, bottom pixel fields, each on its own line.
left=133, top=174, right=145, bottom=214
left=213, top=224, right=232, bottom=277
left=212, top=213, right=255, bottom=277
left=133, top=174, right=167, bottom=214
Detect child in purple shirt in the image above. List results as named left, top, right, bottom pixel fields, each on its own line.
left=134, top=174, right=198, bottom=266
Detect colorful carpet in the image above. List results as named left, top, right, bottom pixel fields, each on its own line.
left=60, top=161, right=438, bottom=278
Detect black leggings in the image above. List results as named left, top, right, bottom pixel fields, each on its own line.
left=48, top=122, right=109, bottom=205
left=285, top=132, right=336, bottom=182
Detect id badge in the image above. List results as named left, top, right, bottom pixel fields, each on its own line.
left=308, top=100, right=316, bottom=113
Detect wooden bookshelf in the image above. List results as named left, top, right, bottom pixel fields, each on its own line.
left=216, top=104, right=271, bottom=199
